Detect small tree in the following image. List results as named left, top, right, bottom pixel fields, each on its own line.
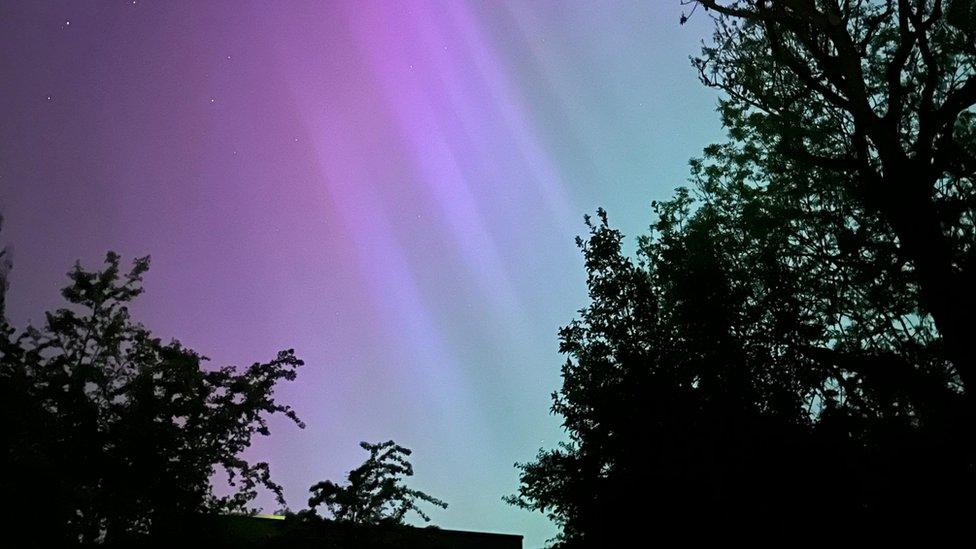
left=305, top=441, right=447, bottom=525
left=0, top=252, right=305, bottom=544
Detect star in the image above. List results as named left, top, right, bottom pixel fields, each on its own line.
left=209, top=97, right=216, bottom=104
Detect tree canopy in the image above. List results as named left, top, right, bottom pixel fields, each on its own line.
left=510, top=3, right=976, bottom=545
left=0, top=252, right=305, bottom=544
left=683, top=0, right=976, bottom=400
left=302, top=440, right=447, bottom=526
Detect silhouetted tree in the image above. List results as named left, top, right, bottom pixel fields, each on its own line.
left=510, top=196, right=972, bottom=544
left=504, top=4, right=976, bottom=543
left=680, top=0, right=976, bottom=402
left=0, top=252, right=305, bottom=544
left=303, top=441, right=447, bottom=526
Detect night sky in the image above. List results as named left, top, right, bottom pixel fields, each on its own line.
left=0, top=2, right=719, bottom=546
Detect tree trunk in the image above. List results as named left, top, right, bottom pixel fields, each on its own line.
left=881, top=167, right=976, bottom=403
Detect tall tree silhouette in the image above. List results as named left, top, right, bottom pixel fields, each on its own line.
left=510, top=198, right=972, bottom=545
left=303, top=441, right=447, bottom=526
left=513, top=3, right=976, bottom=542
left=0, top=252, right=305, bottom=544
left=680, top=0, right=976, bottom=402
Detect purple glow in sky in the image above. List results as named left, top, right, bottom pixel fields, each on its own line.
left=0, top=2, right=719, bottom=546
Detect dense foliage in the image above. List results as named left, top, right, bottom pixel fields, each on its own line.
left=511, top=2, right=976, bottom=545
left=0, top=252, right=304, bottom=544
left=687, top=0, right=976, bottom=397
